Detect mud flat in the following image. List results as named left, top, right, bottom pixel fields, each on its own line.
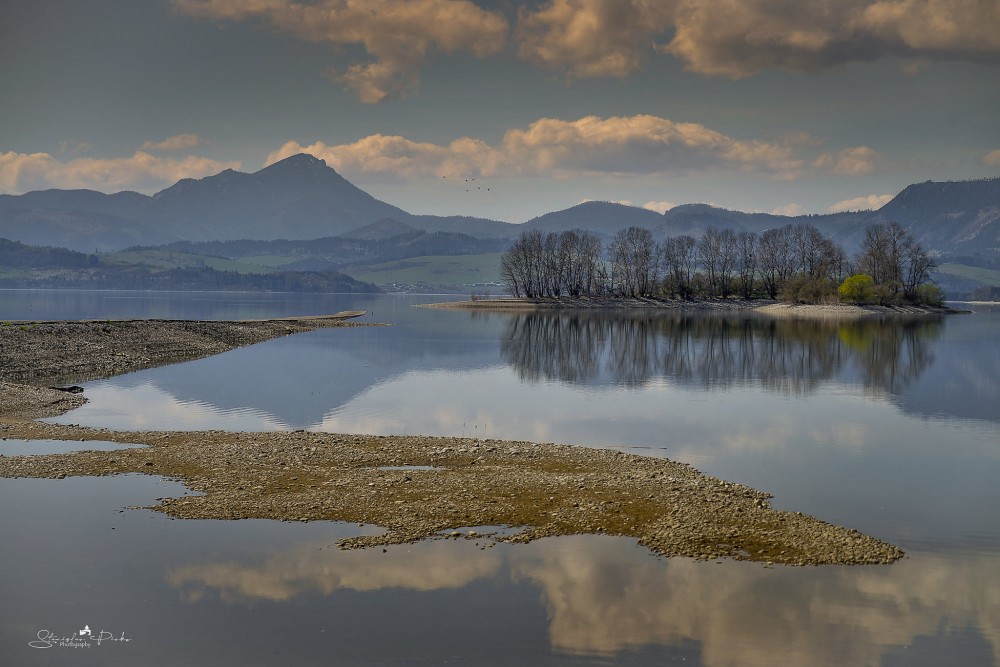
left=0, top=314, right=904, bottom=566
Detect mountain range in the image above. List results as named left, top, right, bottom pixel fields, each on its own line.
left=0, top=154, right=998, bottom=260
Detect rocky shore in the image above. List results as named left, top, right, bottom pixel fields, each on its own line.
left=0, top=313, right=904, bottom=566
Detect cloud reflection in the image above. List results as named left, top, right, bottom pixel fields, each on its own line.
left=168, top=539, right=501, bottom=603
left=167, top=535, right=1000, bottom=666
left=510, top=538, right=1000, bottom=664
left=47, top=382, right=290, bottom=431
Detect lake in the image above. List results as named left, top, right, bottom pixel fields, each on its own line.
left=2, top=290, right=998, bottom=666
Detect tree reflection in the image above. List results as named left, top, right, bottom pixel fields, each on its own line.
left=500, top=311, right=943, bottom=396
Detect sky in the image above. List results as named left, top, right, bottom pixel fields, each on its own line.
left=1, top=0, right=998, bottom=223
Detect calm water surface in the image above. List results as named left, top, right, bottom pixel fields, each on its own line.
left=2, top=290, right=998, bottom=666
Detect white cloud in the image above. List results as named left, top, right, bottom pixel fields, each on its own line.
left=511, top=114, right=803, bottom=176
left=813, top=146, right=882, bottom=175
left=771, top=203, right=804, bottom=216
left=173, top=0, right=508, bottom=103
left=983, top=149, right=1000, bottom=167
left=828, top=193, right=894, bottom=212
left=643, top=200, right=676, bottom=213
left=140, top=133, right=202, bottom=152
left=266, top=135, right=504, bottom=179
left=268, top=116, right=899, bottom=183
left=0, top=149, right=239, bottom=194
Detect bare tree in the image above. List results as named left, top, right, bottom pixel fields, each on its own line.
left=609, top=227, right=658, bottom=297
left=662, top=235, right=698, bottom=299
left=500, top=230, right=545, bottom=297
left=717, top=228, right=738, bottom=297
left=735, top=231, right=758, bottom=299
left=757, top=226, right=793, bottom=298
left=697, top=227, right=723, bottom=297
left=856, top=221, right=927, bottom=302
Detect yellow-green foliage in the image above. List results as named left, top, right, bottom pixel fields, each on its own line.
left=838, top=274, right=875, bottom=304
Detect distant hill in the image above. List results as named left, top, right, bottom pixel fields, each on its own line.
left=340, top=218, right=419, bottom=241
left=523, top=201, right=664, bottom=236
left=0, top=157, right=997, bottom=262
left=0, top=237, right=379, bottom=293
left=144, top=154, right=412, bottom=241
left=519, top=182, right=1000, bottom=258
left=871, top=179, right=1000, bottom=255
left=0, top=155, right=512, bottom=250
left=155, top=229, right=508, bottom=270
left=658, top=205, right=874, bottom=253
left=410, top=214, right=517, bottom=239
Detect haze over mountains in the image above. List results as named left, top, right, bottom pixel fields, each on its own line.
left=1, top=153, right=998, bottom=261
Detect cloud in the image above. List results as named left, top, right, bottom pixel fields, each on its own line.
left=268, top=114, right=808, bottom=181
left=669, top=0, right=1000, bottom=78
left=771, top=203, right=804, bottom=216
left=858, top=0, right=1000, bottom=54
left=266, top=135, right=504, bottom=179
left=828, top=193, right=894, bottom=212
left=813, top=146, right=882, bottom=175
left=643, top=200, right=676, bottom=213
left=265, top=116, right=912, bottom=185
left=983, top=149, right=1000, bottom=167
left=0, top=149, right=239, bottom=194
left=516, top=0, right=675, bottom=77
left=515, top=0, right=1000, bottom=80
left=173, top=0, right=508, bottom=103
left=140, top=133, right=202, bottom=152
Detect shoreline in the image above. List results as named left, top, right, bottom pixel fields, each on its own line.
left=0, top=312, right=904, bottom=566
left=0, top=311, right=374, bottom=386
left=424, top=297, right=962, bottom=318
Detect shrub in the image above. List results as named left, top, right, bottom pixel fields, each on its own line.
left=915, top=283, right=945, bottom=307
left=838, top=274, right=875, bottom=304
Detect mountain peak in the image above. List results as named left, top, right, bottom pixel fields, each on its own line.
left=260, top=153, right=329, bottom=172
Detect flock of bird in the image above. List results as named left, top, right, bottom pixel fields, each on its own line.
left=442, top=175, right=491, bottom=193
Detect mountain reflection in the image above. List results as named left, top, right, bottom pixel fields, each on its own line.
left=501, top=311, right=943, bottom=396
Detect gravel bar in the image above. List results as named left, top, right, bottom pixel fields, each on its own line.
left=0, top=314, right=904, bottom=566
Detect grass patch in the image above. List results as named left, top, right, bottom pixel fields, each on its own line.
left=342, top=253, right=503, bottom=289
left=234, top=255, right=302, bottom=268
left=936, top=263, right=1000, bottom=287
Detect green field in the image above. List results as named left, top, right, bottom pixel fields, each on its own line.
left=342, top=253, right=503, bottom=291
left=937, top=263, right=1000, bottom=287
left=103, top=250, right=276, bottom=275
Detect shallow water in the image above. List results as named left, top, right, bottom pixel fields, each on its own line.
left=2, top=290, right=998, bottom=665
left=0, top=439, right=143, bottom=456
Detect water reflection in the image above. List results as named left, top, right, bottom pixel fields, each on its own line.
left=167, top=535, right=1000, bottom=667
left=169, top=540, right=502, bottom=603
left=501, top=311, right=943, bottom=396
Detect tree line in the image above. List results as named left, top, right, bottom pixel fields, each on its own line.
left=500, top=221, right=939, bottom=305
